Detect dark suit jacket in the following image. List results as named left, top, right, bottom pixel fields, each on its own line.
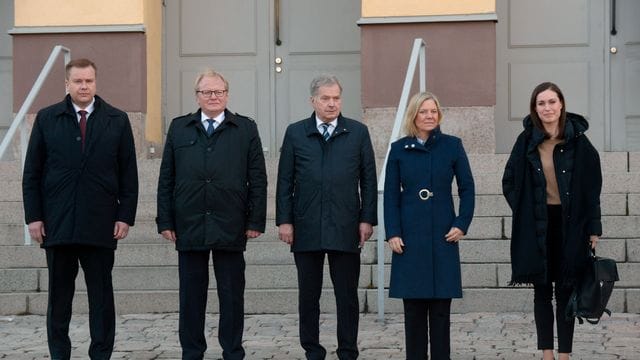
left=22, top=95, right=139, bottom=249
left=156, top=109, right=267, bottom=251
left=276, top=113, right=377, bottom=253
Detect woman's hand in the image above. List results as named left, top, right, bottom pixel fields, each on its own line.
left=590, top=235, right=599, bottom=250
left=388, top=236, right=404, bottom=254
left=445, top=227, right=464, bottom=243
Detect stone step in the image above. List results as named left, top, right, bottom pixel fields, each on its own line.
left=2, top=287, right=634, bottom=316
left=2, top=264, right=373, bottom=293
left=1, top=238, right=635, bottom=270
left=365, top=288, right=631, bottom=314
left=1, top=289, right=368, bottom=315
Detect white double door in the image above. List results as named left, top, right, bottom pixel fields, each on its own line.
left=165, top=0, right=362, bottom=156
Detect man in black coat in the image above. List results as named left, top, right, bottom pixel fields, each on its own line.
left=156, top=69, right=267, bottom=360
left=276, top=74, right=377, bottom=359
left=22, top=58, right=139, bottom=359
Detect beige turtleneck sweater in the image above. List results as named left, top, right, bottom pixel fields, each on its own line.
left=538, top=138, right=563, bottom=205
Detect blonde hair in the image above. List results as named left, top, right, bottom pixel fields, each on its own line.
left=193, top=68, right=229, bottom=92
left=402, top=92, right=443, bottom=137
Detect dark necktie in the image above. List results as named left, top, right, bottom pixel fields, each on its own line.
left=207, top=119, right=215, bottom=136
left=79, top=110, right=87, bottom=150
left=321, top=123, right=330, bottom=141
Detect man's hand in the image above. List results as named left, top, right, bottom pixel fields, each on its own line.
left=113, top=221, right=130, bottom=240
left=161, top=229, right=177, bottom=243
left=278, top=224, right=294, bottom=245
left=246, top=229, right=262, bottom=239
left=359, top=222, right=373, bottom=248
left=28, top=221, right=46, bottom=244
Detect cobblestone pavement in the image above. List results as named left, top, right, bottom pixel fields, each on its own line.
left=1, top=312, right=639, bottom=359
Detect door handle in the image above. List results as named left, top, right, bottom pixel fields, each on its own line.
left=275, top=0, right=282, bottom=46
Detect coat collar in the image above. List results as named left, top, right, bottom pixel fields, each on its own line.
left=400, top=127, right=442, bottom=151
left=303, top=112, right=350, bottom=139
left=184, top=109, right=239, bottom=132
left=57, top=95, right=114, bottom=157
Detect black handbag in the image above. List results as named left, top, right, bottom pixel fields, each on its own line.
left=565, top=250, right=619, bottom=324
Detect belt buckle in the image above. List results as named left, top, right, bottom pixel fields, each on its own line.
left=418, top=188, right=433, bottom=200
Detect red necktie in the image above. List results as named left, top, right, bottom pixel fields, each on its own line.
left=79, top=110, right=87, bottom=150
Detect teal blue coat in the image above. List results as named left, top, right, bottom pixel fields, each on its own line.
left=384, top=128, right=474, bottom=299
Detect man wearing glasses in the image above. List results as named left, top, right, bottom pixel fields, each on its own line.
left=156, top=69, right=267, bottom=360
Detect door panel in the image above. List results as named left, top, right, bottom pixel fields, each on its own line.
left=496, top=0, right=605, bottom=152
left=610, top=0, right=640, bottom=150
left=165, top=0, right=361, bottom=156
left=165, top=0, right=271, bottom=150
left=0, top=0, right=13, bottom=141
left=275, top=0, right=361, bottom=151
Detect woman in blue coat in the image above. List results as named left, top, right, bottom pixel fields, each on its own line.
left=384, top=92, right=475, bottom=359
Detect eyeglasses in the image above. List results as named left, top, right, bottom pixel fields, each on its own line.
left=196, top=89, right=228, bottom=98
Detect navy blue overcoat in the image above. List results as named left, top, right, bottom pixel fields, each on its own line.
left=384, top=128, right=475, bottom=299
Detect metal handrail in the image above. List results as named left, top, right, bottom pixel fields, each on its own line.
left=376, top=38, right=426, bottom=320
left=0, top=45, right=71, bottom=245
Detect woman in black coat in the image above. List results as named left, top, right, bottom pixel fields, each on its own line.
left=502, top=82, right=602, bottom=360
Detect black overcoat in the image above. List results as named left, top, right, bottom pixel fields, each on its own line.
left=22, top=95, right=139, bottom=249
left=502, top=113, right=602, bottom=286
left=275, top=113, right=377, bottom=253
left=156, top=109, right=267, bottom=251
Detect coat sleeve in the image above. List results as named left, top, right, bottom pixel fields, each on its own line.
left=452, top=139, right=475, bottom=234
left=22, top=113, right=46, bottom=224
left=383, top=145, right=401, bottom=240
left=156, top=121, right=177, bottom=233
left=584, top=139, right=603, bottom=236
left=502, top=136, right=521, bottom=211
left=116, top=115, right=139, bottom=225
left=358, top=126, right=378, bottom=225
left=245, top=122, right=267, bottom=232
left=275, top=126, right=295, bottom=225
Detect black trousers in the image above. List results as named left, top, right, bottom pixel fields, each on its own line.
left=402, top=298, right=452, bottom=360
left=294, top=251, right=361, bottom=360
left=45, top=245, right=115, bottom=360
left=533, top=205, right=575, bottom=353
left=178, top=250, right=246, bottom=360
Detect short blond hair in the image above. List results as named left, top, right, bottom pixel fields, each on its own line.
left=193, top=68, right=229, bottom=92
left=402, top=92, right=443, bottom=137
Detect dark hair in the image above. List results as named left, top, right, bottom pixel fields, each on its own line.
left=529, top=81, right=566, bottom=139
left=65, top=58, right=97, bottom=79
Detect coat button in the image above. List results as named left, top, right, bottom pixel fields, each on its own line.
left=207, top=147, right=212, bottom=152
left=560, top=149, right=564, bottom=152
left=206, top=179, right=211, bottom=183
left=404, top=145, right=408, bottom=149
left=562, top=170, right=566, bottom=173
left=411, top=144, right=415, bottom=148
left=206, top=210, right=211, bottom=215
left=76, top=136, right=81, bottom=141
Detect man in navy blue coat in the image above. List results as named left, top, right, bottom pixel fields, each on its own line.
left=276, top=74, right=377, bottom=360
left=23, top=58, right=139, bottom=359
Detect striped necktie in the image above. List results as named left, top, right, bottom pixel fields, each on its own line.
left=321, top=123, right=330, bottom=141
